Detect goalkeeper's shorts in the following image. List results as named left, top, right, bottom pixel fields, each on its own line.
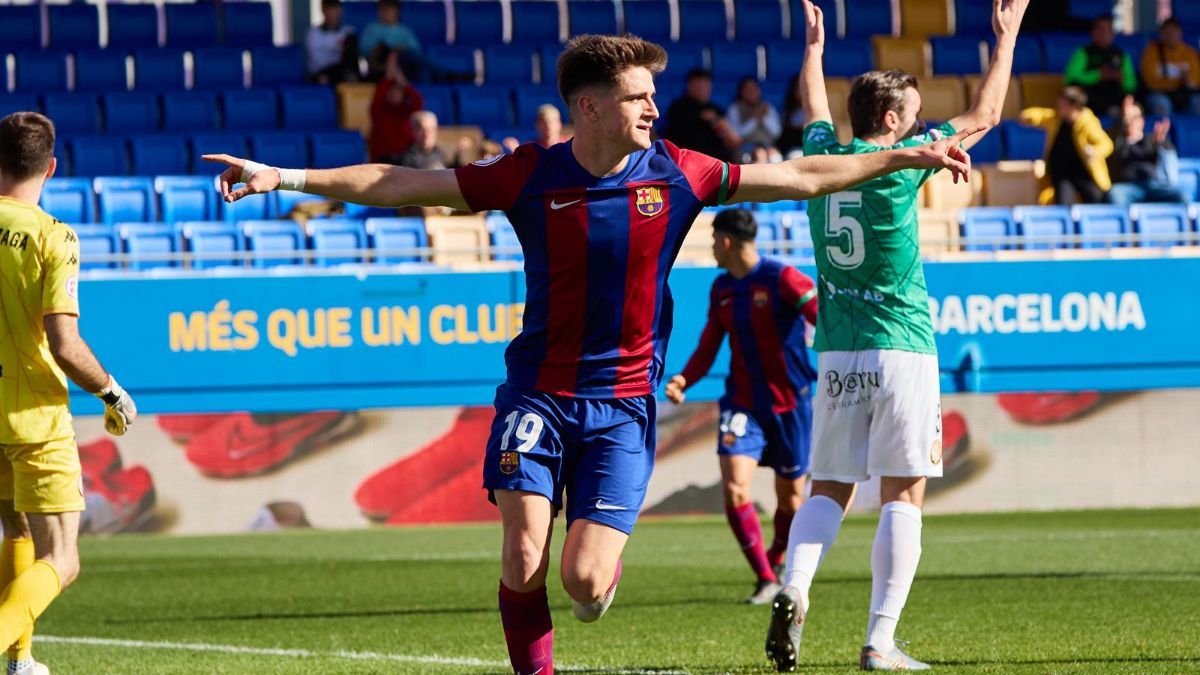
left=0, top=437, right=85, bottom=513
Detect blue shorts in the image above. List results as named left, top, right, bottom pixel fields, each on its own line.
left=482, top=384, right=656, bottom=535
left=717, top=400, right=812, bottom=479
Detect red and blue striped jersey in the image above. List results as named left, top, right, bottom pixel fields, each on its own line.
left=679, top=258, right=818, bottom=413
left=455, top=140, right=740, bottom=399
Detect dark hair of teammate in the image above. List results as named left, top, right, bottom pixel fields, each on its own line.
left=848, top=69, right=919, bottom=139
left=712, top=208, right=758, bottom=243
left=556, top=34, right=668, bottom=112
left=0, top=112, right=55, bottom=183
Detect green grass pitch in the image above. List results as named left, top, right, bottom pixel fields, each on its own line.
left=33, top=508, right=1200, bottom=674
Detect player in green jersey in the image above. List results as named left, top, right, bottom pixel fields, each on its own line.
left=764, top=0, right=1030, bottom=671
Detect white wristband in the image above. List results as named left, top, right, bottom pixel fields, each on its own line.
left=240, top=160, right=270, bottom=184
left=277, top=168, right=307, bottom=192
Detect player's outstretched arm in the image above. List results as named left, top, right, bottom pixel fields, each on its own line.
left=201, top=155, right=471, bottom=212
left=799, top=0, right=832, bottom=125
left=736, top=125, right=986, bottom=202
left=949, top=0, right=1029, bottom=148
left=44, top=314, right=137, bottom=435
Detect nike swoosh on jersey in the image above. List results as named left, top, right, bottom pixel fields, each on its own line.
left=593, top=500, right=627, bottom=511
left=550, top=199, right=581, bottom=210
left=780, top=465, right=803, bottom=474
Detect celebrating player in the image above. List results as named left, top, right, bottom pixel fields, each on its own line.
left=204, top=33, right=981, bottom=675
left=764, top=1, right=1028, bottom=672
left=0, top=112, right=138, bottom=675
left=664, top=208, right=817, bottom=605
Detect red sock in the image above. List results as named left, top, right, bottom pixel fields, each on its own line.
left=725, top=503, right=776, bottom=582
left=767, top=508, right=793, bottom=567
left=498, top=582, right=554, bottom=675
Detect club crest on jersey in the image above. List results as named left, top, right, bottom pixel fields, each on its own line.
left=635, top=187, right=664, bottom=217
left=753, top=289, right=770, bottom=308
left=720, top=431, right=737, bottom=449
left=930, top=439, right=942, bottom=465
left=499, top=451, right=519, bottom=475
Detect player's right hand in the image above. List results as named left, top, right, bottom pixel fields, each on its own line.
left=914, top=125, right=987, bottom=184
left=802, top=0, right=824, bottom=48
left=96, top=376, right=138, bottom=437
left=665, top=375, right=687, bottom=404
left=201, top=154, right=282, bottom=203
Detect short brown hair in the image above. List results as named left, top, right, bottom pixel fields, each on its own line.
left=1060, top=86, right=1088, bottom=110
left=556, top=34, right=667, bottom=113
left=0, top=112, right=55, bottom=182
left=848, top=69, right=919, bottom=139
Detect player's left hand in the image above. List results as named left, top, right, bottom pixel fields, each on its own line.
left=665, top=375, right=687, bottom=405
left=913, top=125, right=987, bottom=184
left=201, top=154, right=282, bottom=203
left=992, top=0, right=1030, bottom=39
left=96, top=376, right=138, bottom=436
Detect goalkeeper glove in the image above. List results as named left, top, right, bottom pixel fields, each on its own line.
left=96, top=376, right=137, bottom=436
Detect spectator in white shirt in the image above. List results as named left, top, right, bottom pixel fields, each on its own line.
left=726, top=76, right=782, bottom=162
left=306, top=0, right=359, bottom=84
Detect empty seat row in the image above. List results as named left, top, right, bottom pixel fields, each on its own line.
left=959, top=204, right=1200, bottom=251
left=0, top=3, right=274, bottom=50
left=0, top=47, right=305, bottom=94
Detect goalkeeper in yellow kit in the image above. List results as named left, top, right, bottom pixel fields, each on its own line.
left=0, top=112, right=136, bottom=675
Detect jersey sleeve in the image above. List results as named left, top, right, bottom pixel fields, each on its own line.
left=453, top=143, right=541, bottom=213
left=678, top=282, right=726, bottom=387
left=897, top=121, right=957, bottom=188
left=779, top=266, right=818, bottom=326
left=800, top=121, right=840, bottom=156
left=41, top=223, right=81, bottom=317
left=662, top=140, right=742, bottom=206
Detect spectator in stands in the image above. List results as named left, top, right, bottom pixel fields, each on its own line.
left=361, top=0, right=424, bottom=81
left=306, top=0, right=359, bottom=84
left=662, top=69, right=740, bottom=162
left=534, top=105, right=570, bottom=147
left=1107, top=101, right=1183, bottom=205
left=399, top=111, right=449, bottom=170
left=1064, top=16, right=1137, bottom=117
left=369, top=52, right=424, bottom=163
left=1019, top=86, right=1113, bottom=205
left=1141, top=17, right=1200, bottom=116
left=776, top=75, right=807, bottom=159
left=727, top=76, right=782, bottom=163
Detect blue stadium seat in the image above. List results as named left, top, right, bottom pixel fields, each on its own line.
left=0, top=6, right=42, bottom=51
left=158, top=176, right=221, bottom=223
left=252, top=46, right=307, bottom=87
left=621, top=0, right=673, bottom=44
left=960, top=207, right=1015, bottom=251
left=48, top=4, right=100, bottom=50
left=456, top=87, right=514, bottom=129
left=485, top=47, right=535, bottom=84
left=341, top=2, right=377, bottom=35
left=96, top=177, right=156, bottom=224
left=839, top=0, right=893, bottom=38
left=0, top=95, right=41, bottom=120
left=1069, top=0, right=1117, bottom=20
left=734, top=0, right=784, bottom=42
left=119, top=222, right=181, bottom=270
left=341, top=204, right=397, bottom=219
left=163, top=92, right=220, bottom=132
left=178, top=221, right=243, bottom=269
left=274, top=191, right=331, bottom=218
left=486, top=213, right=521, bottom=261
left=44, top=94, right=101, bottom=135
left=760, top=79, right=787, bottom=110
left=515, top=86, right=567, bottom=125
left=822, top=40, right=873, bottom=78
left=567, top=1, right=618, bottom=38
left=1131, top=203, right=1189, bottom=247
left=1072, top=204, right=1129, bottom=249
left=406, top=0, right=449, bottom=44
left=710, top=42, right=761, bottom=82
left=756, top=200, right=806, bottom=213
left=107, top=4, right=160, bottom=49
left=1172, top=115, right=1200, bottom=158
left=418, top=85, right=457, bottom=125
left=310, top=131, right=366, bottom=169
left=1008, top=37, right=1045, bottom=74
left=242, top=220, right=305, bottom=268
left=223, top=2, right=275, bottom=47
left=75, top=50, right=129, bottom=93
left=279, top=87, right=337, bottom=130
left=221, top=89, right=279, bottom=131
left=131, top=135, right=191, bottom=175
left=426, top=45, right=478, bottom=81
left=954, top=0, right=991, bottom=36
left=134, top=50, right=187, bottom=91
left=1113, top=34, right=1150, bottom=66
left=966, top=127, right=1003, bottom=164
left=249, top=133, right=310, bottom=170
left=308, top=219, right=367, bottom=266
left=663, top=43, right=708, bottom=81
left=69, top=137, right=128, bottom=178
left=1013, top=205, right=1071, bottom=250
left=191, top=134, right=250, bottom=174
left=75, top=224, right=121, bottom=270
left=193, top=48, right=247, bottom=91
left=367, top=217, right=428, bottom=263
left=103, top=93, right=159, bottom=134
left=755, top=213, right=785, bottom=255
left=1178, top=159, right=1200, bottom=202
left=40, top=178, right=97, bottom=224
left=765, top=42, right=805, bottom=82
left=1001, top=121, right=1047, bottom=161
left=454, top=0, right=503, bottom=44
left=782, top=212, right=813, bottom=260
left=931, top=37, right=984, bottom=76
left=1175, top=0, right=1200, bottom=32
left=511, top=1, right=561, bottom=44
left=15, top=52, right=69, bottom=93
left=1041, top=33, right=1089, bottom=73
left=540, top=45, right=564, bottom=85
left=679, top=0, right=729, bottom=43
left=164, top=3, right=220, bottom=48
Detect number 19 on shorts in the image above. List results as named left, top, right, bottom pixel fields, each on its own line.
left=500, top=411, right=544, bottom=453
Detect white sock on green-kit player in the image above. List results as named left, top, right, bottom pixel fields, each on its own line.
left=865, top=500, right=923, bottom=653
left=782, top=495, right=845, bottom=613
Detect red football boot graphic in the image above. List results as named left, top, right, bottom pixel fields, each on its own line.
left=78, top=438, right=122, bottom=480
left=385, top=463, right=499, bottom=525
left=157, top=413, right=226, bottom=443
left=996, top=392, right=1103, bottom=425
left=81, top=465, right=156, bottom=534
left=355, top=407, right=493, bottom=520
left=940, top=411, right=970, bottom=475
left=185, top=412, right=362, bottom=478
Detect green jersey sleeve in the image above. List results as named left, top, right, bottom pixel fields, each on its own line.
left=801, top=121, right=842, bottom=156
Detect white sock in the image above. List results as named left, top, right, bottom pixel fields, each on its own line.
left=8, top=658, right=35, bottom=675
left=865, top=500, right=923, bottom=653
left=782, top=495, right=845, bottom=613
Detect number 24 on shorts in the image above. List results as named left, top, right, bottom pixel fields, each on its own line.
left=500, top=411, right=545, bottom=452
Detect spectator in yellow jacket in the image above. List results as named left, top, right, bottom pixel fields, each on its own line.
left=1141, top=17, right=1200, bottom=116
left=1019, top=87, right=1113, bottom=205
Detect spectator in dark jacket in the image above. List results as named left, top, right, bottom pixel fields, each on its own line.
left=1064, top=16, right=1136, bottom=117
left=1107, top=101, right=1183, bottom=205
left=399, top=111, right=450, bottom=169
left=662, top=69, right=740, bottom=162
left=369, top=53, right=424, bottom=163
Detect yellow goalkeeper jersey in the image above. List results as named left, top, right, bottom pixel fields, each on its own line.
left=0, top=196, right=80, bottom=444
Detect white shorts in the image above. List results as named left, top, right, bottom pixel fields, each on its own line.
left=810, top=349, right=944, bottom=483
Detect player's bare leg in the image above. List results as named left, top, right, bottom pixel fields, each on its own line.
left=768, top=473, right=806, bottom=580
left=0, top=512, right=79, bottom=653
left=0, top=503, right=45, bottom=675
left=561, top=519, right=626, bottom=623
left=720, top=455, right=779, bottom=603
left=495, top=490, right=555, bottom=675
left=861, top=477, right=929, bottom=671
